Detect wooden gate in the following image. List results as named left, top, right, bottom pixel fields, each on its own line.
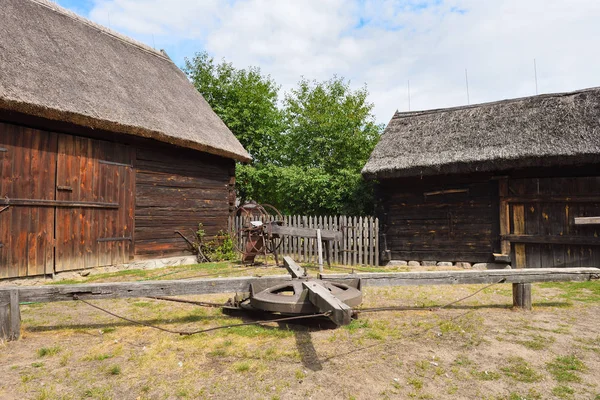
left=0, top=123, right=134, bottom=278
left=500, top=177, right=600, bottom=268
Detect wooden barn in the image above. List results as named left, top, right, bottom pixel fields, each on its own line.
left=363, top=88, right=600, bottom=268
left=0, top=0, right=250, bottom=279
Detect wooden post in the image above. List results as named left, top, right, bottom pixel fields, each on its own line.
left=316, top=229, right=323, bottom=273
left=1, top=290, right=20, bottom=341
left=0, top=302, right=9, bottom=340
left=512, top=283, right=532, bottom=310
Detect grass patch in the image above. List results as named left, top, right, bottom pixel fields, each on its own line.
left=407, top=377, right=423, bottom=390
left=552, top=386, right=575, bottom=399
left=83, top=353, right=113, bottom=361
left=539, top=281, right=600, bottom=303
left=37, top=345, right=61, bottom=358
left=500, top=357, right=542, bottom=382
left=471, top=369, right=501, bottom=381
left=516, top=334, right=555, bottom=350
left=107, top=365, right=121, bottom=375
left=232, top=361, right=251, bottom=373
left=546, top=355, right=586, bottom=383
left=344, top=319, right=370, bottom=332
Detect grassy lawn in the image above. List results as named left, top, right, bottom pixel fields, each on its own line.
left=1, top=263, right=599, bottom=399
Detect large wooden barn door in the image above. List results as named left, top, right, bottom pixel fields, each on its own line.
left=502, top=177, right=600, bottom=268
left=0, top=124, right=57, bottom=278
left=54, top=135, right=135, bottom=272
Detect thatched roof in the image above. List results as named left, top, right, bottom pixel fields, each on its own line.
left=0, top=0, right=250, bottom=162
left=363, top=87, right=600, bottom=179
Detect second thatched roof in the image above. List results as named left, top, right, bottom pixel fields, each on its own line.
left=0, top=0, right=250, bottom=162
left=363, top=87, right=600, bottom=179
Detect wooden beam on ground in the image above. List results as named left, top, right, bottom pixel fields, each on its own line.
left=0, top=275, right=292, bottom=304
left=303, top=281, right=352, bottom=326
left=319, top=268, right=600, bottom=287
left=574, top=216, right=600, bottom=225
left=283, top=256, right=305, bottom=279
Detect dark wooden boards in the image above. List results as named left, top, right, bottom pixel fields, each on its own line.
left=377, top=174, right=496, bottom=263
left=134, top=147, right=234, bottom=259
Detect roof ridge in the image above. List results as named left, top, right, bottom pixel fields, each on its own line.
left=30, top=0, right=170, bottom=62
left=394, top=86, right=600, bottom=119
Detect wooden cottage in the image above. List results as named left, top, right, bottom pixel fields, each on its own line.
left=0, top=0, right=250, bottom=279
left=363, top=88, right=600, bottom=268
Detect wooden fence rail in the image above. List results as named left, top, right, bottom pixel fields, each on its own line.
left=231, top=215, right=379, bottom=266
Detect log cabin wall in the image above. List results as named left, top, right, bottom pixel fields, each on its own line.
left=377, top=165, right=600, bottom=267
left=0, top=112, right=236, bottom=278
left=134, top=146, right=235, bottom=259
left=377, top=173, right=498, bottom=263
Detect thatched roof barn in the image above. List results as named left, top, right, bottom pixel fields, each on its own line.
left=0, top=0, right=249, bottom=279
left=365, top=88, right=600, bottom=268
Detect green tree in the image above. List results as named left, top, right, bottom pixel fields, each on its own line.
left=183, top=52, right=283, bottom=165
left=282, top=76, right=381, bottom=175
left=238, top=76, right=382, bottom=215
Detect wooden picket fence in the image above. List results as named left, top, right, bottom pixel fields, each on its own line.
left=230, top=215, right=379, bottom=266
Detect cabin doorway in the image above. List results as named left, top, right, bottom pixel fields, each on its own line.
left=0, top=123, right=134, bottom=278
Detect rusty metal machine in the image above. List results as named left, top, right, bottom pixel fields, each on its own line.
left=229, top=202, right=342, bottom=266
left=225, top=256, right=362, bottom=325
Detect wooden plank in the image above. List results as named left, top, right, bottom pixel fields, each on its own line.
left=9, top=289, right=20, bottom=340
left=506, top=196, right=600, bottom=203
left=317, top=229, right=323, bottom=272
left=375, top=218, right=379, bottom=267
left=575, top=217, right=600, bottom=225
left=358, top=217, right=363, bottom=266
left=512, top=283, right=532, bottom=310
left=270, top=225, right=342, bottom=241
left=513, top=204, right=526, bottom=268
left=0, top=199, right=119, bottom=209
left=503, top=234, right=600, bottom=246
left=283, top=256, right=305, bottom=279
left=302, top=281, right=352, bottom=326
left=342, top=216, right=347, bottom=266
left=0, top=275, right=293, bottom=303
left=498, top=178, right=511, bottom=255
left=320, top=267, right=600, bottom=287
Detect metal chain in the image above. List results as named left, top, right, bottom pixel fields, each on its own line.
left=355, top=278, right=506, bottom=313
left=73, top=295, right=330, bottom=336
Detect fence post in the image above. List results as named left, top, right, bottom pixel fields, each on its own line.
left=375, top=218, right=380, bottom=267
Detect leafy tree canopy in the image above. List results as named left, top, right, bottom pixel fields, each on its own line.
left=282, top=77, right=381, bottom=175
left=183, top=52, right=283, bottom=165
left=183, top=52, right=382, bottom=215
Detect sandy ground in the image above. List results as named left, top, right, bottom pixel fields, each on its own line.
left=0, top=269, right=599, bottom=400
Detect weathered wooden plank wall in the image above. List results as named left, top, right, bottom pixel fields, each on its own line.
left=232, top=215, right=379, bottom=266
left=377, top=174, right=497, bottom=263
left=0, top=123, right=57, bottom=278
left=134, top=147, right=235, bottom=259
left=506, top=176, right=600, bottom=268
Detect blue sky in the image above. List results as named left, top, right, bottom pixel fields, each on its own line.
left=55, top=0, right=600, bottom=123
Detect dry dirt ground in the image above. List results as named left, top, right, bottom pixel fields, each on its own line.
left=1, top=263, right=599, bottom=400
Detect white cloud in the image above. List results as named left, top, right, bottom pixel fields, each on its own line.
left=85, top=0, right=600, bottom=123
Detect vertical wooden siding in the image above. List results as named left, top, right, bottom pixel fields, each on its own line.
left=55, top=135, right=135, bottom=272
left=0, top=124, right=57, bottom=278
left=134, top=147, right=234, bottom=259
left=507, top=176, right=600, bottom=268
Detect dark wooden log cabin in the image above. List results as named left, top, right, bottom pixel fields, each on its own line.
left=363, top=88, right=600, bottom=268
left=0, top=0, right=250, bottom=279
